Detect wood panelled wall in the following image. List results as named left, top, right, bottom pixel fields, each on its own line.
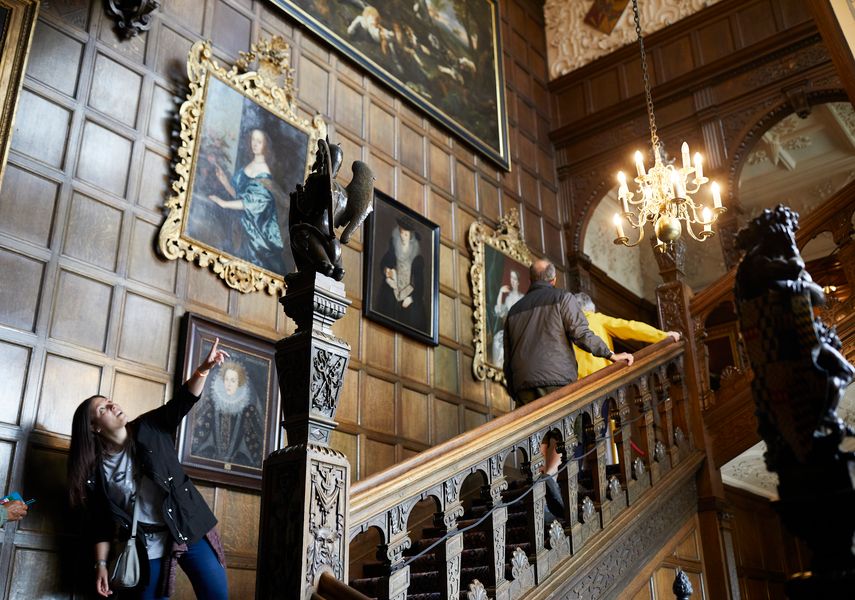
left=725, top=486, right=807, bottom=599
left=0, top=0, right=559, bottom=597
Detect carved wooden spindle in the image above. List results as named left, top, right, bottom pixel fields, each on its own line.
left=378, top=527, right=412, bottom=600
left=437, top=478, right=465, bottom=600
left=557, top=419, right=582, bottom=553
left=637, top=377, right=660, bottom=484
left=614, top=390, right=636, bottom=504
left=592, top=403, right=611, bottom=527
left=521, top=436, right=549, bottom=582
left=256, top=272, right=352, bottom=600
left=482, top=457, right=510, bottom=598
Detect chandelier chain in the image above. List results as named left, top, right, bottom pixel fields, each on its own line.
left=631, top=0, right=659, bottom=156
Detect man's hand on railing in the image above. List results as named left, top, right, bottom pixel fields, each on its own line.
left=610, top=351, right=634, bottom=366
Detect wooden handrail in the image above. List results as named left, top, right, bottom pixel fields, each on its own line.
left=350, top=338, right=682, bottom=523
left=311, top=572, right=371, bottom=600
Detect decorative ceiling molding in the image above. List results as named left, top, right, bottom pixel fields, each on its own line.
left=544, top=0, right=721, bottom=80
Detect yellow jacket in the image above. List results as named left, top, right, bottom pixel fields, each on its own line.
left=574, top=311, right=669, bottom=378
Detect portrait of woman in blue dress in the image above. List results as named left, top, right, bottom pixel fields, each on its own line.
left=206, top=128, right=293, bottom=275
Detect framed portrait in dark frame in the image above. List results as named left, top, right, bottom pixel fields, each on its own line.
left=363, top=191, right=439, bottom=346
left=177, top=313, right=280, bottom=489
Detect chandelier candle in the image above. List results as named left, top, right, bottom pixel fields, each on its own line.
left=613, top=0, right=726, bottom=251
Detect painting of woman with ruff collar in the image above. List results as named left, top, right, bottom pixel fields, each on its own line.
left=179, top=315, right=278, bottom=488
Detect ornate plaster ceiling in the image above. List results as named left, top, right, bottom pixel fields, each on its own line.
left=544, top=0, right=721, bottom=79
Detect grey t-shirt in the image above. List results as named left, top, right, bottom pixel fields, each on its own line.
left=101, top=446, right=169, bottom=560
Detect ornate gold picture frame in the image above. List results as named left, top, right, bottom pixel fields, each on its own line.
left=158, top=37, right=327, bottom=294
left=0, top=0, right=39, bottom=190
left=468, top=209, right=534, bottom=383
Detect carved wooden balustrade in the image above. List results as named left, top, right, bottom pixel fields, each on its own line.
left=347, top=339, right=693, bottom=599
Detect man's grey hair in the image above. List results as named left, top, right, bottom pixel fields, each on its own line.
left=530, top=260, right=556, bottom=282
left=575, top=292, right=596, bottom=312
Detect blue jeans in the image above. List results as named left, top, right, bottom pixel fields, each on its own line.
left=138, top=538, right=227, bottom=600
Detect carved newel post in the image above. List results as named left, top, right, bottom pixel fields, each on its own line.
left=256, top=139, right=374, bottom=600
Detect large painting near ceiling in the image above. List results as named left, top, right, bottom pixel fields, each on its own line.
left=271, top=0, right=510, bottom=170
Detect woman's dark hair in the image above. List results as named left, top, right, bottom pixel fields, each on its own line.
left=67, top=395, right=105, bottom=509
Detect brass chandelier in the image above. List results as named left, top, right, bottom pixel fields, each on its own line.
left=613, top=0, right=725, bottom=251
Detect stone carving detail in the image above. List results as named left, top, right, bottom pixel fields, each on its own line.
left=606, top=476, right=622, bottom=501
left=447, top=553, right=461, bottom=598
left=544, top=0, right=722, bottom=78
left=466, top=580, right=490, bottom=600
left=632, top=457, right=646, bottom=480
left=548, top=520, right=570, bottom=555
left=306, top=460, right=346, bottom=585
left=580, top=496, right=596, bottom=524
left=388, top=505, right=406, bottom=536
left=311, top=349, right=346, bottom=416
left=511, top=547, right=534, bottom=587
left=105, top=0, right=159, bottom=38
left=568, top=479, right=698, bottom=598
left=653, top=440, right=666, bottom=463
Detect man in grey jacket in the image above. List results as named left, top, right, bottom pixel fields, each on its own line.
left=503, top=259, right=633, bottom=405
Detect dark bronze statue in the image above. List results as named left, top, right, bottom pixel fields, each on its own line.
left=735, top=204, right=855, bottom=596
left=289, top=138, right=374, bottom=280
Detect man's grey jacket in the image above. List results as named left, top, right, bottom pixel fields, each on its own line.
left=503, top=280, right=613, bottom=396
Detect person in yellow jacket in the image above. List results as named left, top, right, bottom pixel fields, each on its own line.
left=573, top=292, right=681, bottom=378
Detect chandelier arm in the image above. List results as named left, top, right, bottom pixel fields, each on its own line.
left=684, top=217, right=714, bottom=241
left=622, top=221, right=647, bottom=247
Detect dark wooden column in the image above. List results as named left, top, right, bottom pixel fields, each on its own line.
left=256, top=272, right=352, bottom=600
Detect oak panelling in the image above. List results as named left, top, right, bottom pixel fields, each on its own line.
left=127, top=217, right=178, bottom=291
left=399, top=335, right=428, bottom=383
left=336, top=367, right=358, bottom=424
left=7, top=548, right=70, bottom=599
left=735, top=1, right=778, bottom=48
left=428, top=142, right=452, bottom=194
left=340, top=243, right=362, bottom=302
left=62, top=191, right=122, bottom=271
left=429, top=189, right=454, bottom=243
left=364, top=321, right=395, bottom=373
left=11, top=90, right=71, bottom=168
left=49, top=270, right=112, bottom=350
left=433, top=345, right=459, bottom=396
left=368, top=101, right=395, bottom=160
left=211, top=0, right=252, bottom=59
left=136, top=149, right=171, bottom=213
left=369, top=151, right=394, bottom=197
left=298, top=55, right=330, bottom=114
left=88, top=53, right=142, bottom=127
left=461, top=365, right=486, bottom=406
left=362, top=375, right=395, bottom=435
left=184, top=262, right=230, bottom=314
left=335, top=79, right=365, bottom=137
left=17, top=445, right=73, bottom=536
left=75, top=121, right=133, bottom=197
left=25, top=21, right=84, bottom=98
left=433, top=397, right=459, bottom=445
left=659, top=35, right=696, bottom=82
left=400, top=387, right=429, bottom=445
left=590, top=68, right=621, bottom=114
left=97, top=14, right=148, bottom=65
left=36, top=353, right=102, bottom=435
left=438, top=293, right=456, bottom=342
left=397, top=172, right=425, bottom=213
left=464, top=408, right=488, bottom=432
left=400, top=123, right=425, bottom=176
left=112, top=372, right=166, bottom=418
left=234, top=286, right=278, bottom=330
left=40, top=0, right=90, bottom=32
left=697, top=19, right=735, bottom=65
left=330, top=429, right=358, bottom=482
left=363, top=437, right=395, bottom=478
left=332, top=305, right=360, bottom=363
left=439, top=243, right=456, bottom=291
left=0, top=341, right=29, bottom=425
left=147, top=83, right=176, bottom=145
left=0, top=164, right=59, bottom=247
left=155, top=24, right=195, bottom=83
left=0, top=441, right=13, bottom=499
left=117, top=292, right=173, bottom=368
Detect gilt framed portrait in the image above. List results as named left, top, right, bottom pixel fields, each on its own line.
left=468, top=209, right=533, bottom=382
left=269, top=0, right=510, bottom=170
left=157, top=37, right=328, bottom=295
left=363, top=190, right=439, bottom=346
left=178, top=313, right=280, bottom=489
